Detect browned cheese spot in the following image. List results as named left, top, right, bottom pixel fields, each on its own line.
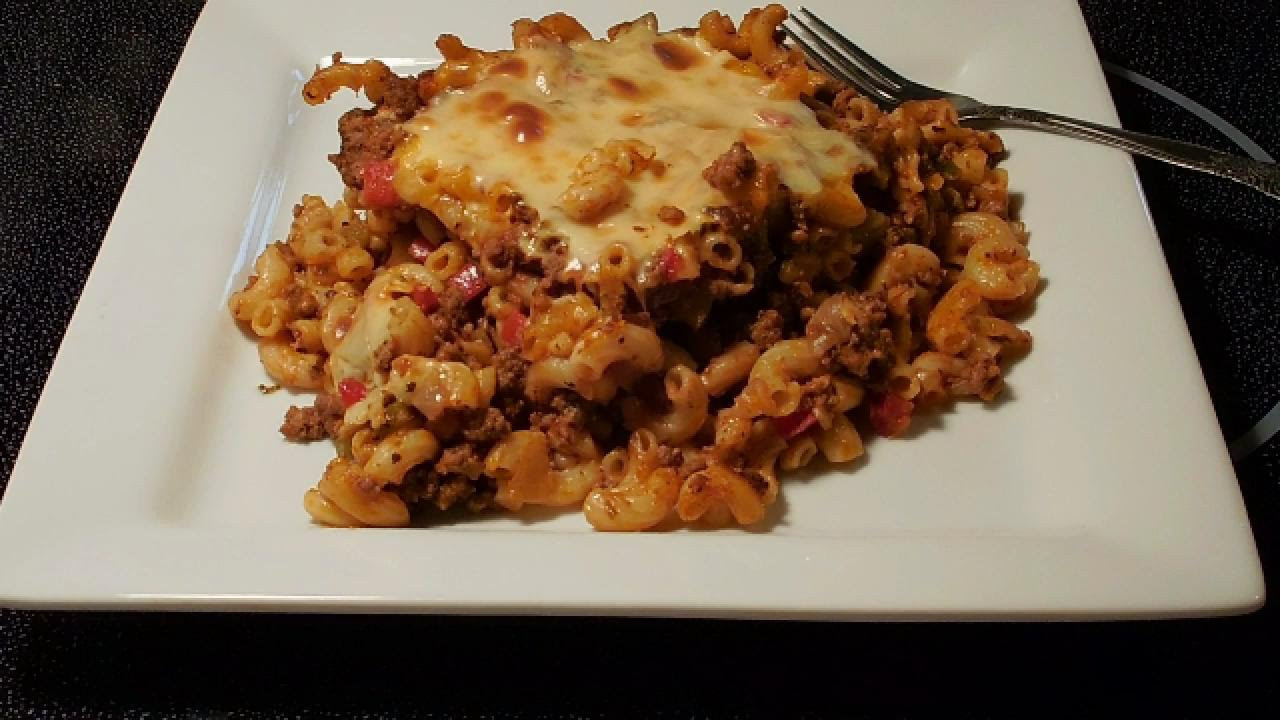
left=657, top=205, right=686, bottom=225
left=503, top=102, right=548, bottom=143
left=607, top=75, right=642, bottom=98
left=652, top=40, right=701, bottom=71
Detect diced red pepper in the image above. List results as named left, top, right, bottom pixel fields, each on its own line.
left=500, top=311, right=528, bottom=347
left=337, top=378, right=367, bottom=408
left=869, top=393, right=913, bottom=438
left=448, top=263, right=488, bottom=302
left=409, top=285, right=439, bottom=314
left=772, top=408, right=819, bottom=440
left=360, top=161, right=399, bottom=208
left=407, top=238, right=435, bottom=262
left=657, top=246, right=682, bottom=281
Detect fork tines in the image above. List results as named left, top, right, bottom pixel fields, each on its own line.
left=783, top=6, right=907, bottom=108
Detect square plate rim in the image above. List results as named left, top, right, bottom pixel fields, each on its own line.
left=0, top=0, right=1264, bottom=618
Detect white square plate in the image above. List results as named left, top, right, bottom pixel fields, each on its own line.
left=0, top=0, right=1264, bottom=618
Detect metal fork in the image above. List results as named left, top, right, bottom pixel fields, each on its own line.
left=783, top=7, right=1280, bottom=200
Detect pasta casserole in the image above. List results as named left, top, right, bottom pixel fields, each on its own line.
left=229, top=5, right=1040, bottom=530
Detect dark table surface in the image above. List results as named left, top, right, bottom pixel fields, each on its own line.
left=2, top=0, right=1278, bottom=716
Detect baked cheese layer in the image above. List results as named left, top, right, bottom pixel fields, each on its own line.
left=395, top=21, right=874, bottom=272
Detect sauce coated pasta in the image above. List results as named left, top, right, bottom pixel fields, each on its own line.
left=236, top=5, right=1040, bottom=530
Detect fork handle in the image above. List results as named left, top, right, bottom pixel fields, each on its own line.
left=968, top=105, right=1280, bottom=200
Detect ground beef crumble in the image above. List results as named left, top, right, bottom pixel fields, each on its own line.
left=279, top=406, right=327, bottom=442
left=805, top=292, right=892, bottom=378
left=314, top=393, right=344, bottom=437
left=749, top=309, right=784, bottom=347
left=329, top=109, right=403, bottom=189
left=493, top=348, right=528, bottom=395
left=399, top=464, right=494, bottom=512
left=377, top=72, right=423, bottom=120
left=435, top=443, right=484, bottom=479
left=429, top=285, right=473, bottom=338
left=529, top=393, right=587, bottom=451
left=702, top=141, right=757, bottom=193
left=462, top=407, right=512, bottom=444
left=373, top=340, right=396, bottom=373
left=279, top=392, right=344, bottom=442
left=285, top=285, right=318, bottom=319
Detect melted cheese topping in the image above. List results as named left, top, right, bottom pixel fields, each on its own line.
left=396, top=23, right=874, bottom=270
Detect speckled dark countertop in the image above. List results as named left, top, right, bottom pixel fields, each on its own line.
left=1, top=0, right=1277, bottom=716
